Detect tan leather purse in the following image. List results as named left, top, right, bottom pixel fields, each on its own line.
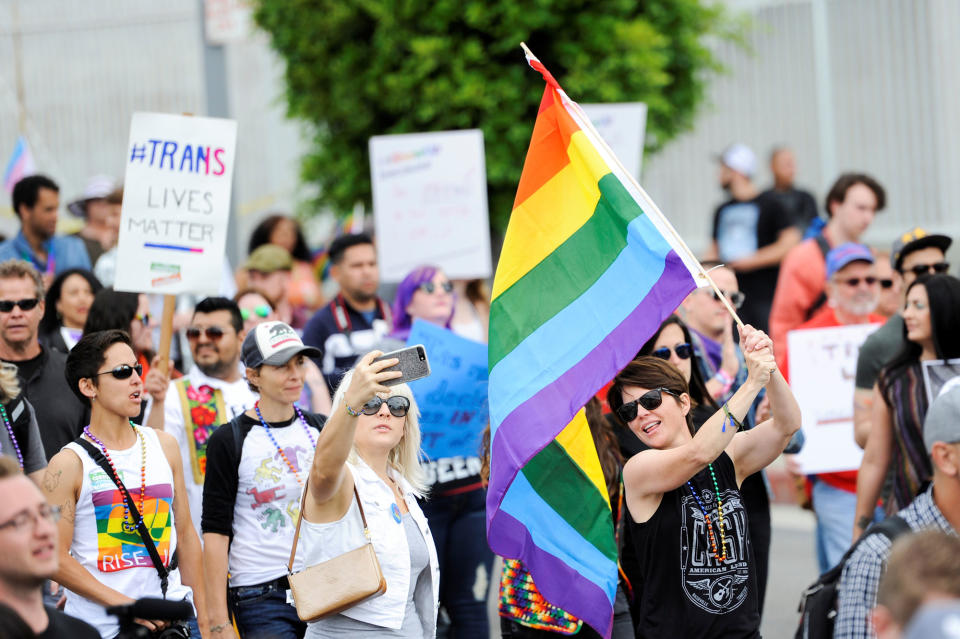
left=287, top=481, right=388, bottom=622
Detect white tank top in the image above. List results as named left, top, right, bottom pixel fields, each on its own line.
left=63, top=426, right=193, bottom=639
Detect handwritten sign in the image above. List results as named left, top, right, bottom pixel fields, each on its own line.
left=787, top=323, right=880, bottom=474
left=114, top=113, right=237, bottom=295
left=370, top=129, right=492, bottom=282
left=580, top=102, right=648, bottom=179
left=406, top=320, right=488, bottom=462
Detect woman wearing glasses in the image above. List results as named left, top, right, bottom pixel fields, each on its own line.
left=43, top=329, right=206, bottom=638
left=609, top=325, right=800, bottom=638
left=301, top=351, right=438, bottom=637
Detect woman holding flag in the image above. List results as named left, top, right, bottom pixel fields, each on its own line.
left=609, top=325, right=800, bottom=637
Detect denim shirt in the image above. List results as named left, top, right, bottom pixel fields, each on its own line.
left=0, top=231, right=91, bottom=274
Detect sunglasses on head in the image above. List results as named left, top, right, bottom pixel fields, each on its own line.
left=651, top=343, right=693, bottom=361
left=0, top=298, right=40, bottom=313
left=240, top=305, right=271, bottom=321
left=186, top=326, right=226, bottom=341
left=905, top=262, right=950, bottom=277
left=709, top=289, right=745, bottom=309
left=93, top=363, right=143, bottom=380
left=616, top=387, right=681, bottom=423
left=361, top=395, right=411, bottom=418
left=836, top=276, right=878, bottom=287
left=418, top=281, right=453, bottom=295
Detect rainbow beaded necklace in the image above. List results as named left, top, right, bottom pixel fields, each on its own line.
left=84, top=422, right=145, bottom=534
left=254, top=402, right=317, bottom=486
left=0, top=404, right=24, bottom=470
left=685, top=463, right=728, bottom=562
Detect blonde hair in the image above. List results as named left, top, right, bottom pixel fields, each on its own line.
left=0, top=259, right=45, bottom=301
left=333, top=369, right=429, bottom=494
left=878, top=530, right=960, bottom=626
left=0, top=363, right=20, bottom=404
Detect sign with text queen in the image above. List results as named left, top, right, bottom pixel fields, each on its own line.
left=114, top=112, right=238, bottom=295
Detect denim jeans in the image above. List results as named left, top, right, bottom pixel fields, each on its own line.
left=812, top=478, right=858, bottom=573
left=421, top=487, right=493, bottom=639
left=228, top=579, right=306, bottom=639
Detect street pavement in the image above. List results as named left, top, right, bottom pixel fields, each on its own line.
left=761, top=504, right=819, bottom=639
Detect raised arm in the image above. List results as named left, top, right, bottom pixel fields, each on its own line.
left=852, top=390, right=893, bottom=539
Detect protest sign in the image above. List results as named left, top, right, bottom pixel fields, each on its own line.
left=580, top=102, right=648, bottom=179
left=788, top=322, right=881, bottom=474
left=114, top=112, right=237, bottom=296
left=406, top=320, right=488, bottom=483
left=370, top=129, right=492, bottom=283
left=922, top=359, right=960, bottom=405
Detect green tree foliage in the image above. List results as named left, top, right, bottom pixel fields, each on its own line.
left=254, top=0, right=743, bottom=232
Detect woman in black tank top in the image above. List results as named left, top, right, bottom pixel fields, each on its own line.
left=607, top=326, right=800, bottom=638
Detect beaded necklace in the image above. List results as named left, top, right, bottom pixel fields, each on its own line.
left=0, top=404, right=24, bottom=470
left=254, top=402, right=317, bottom=486
left=685, top=463, right=728, bottom=562
left=84, top=422, right=145, bottom=534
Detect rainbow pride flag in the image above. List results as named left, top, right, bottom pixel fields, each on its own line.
left=486, top=49, right=705, bottom=637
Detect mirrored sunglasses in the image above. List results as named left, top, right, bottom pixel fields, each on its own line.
left=240, top=305, right=271, bottom=321
left=361, top=395, right=411, bottom=417
left=651, top=343, right=693, bottom=361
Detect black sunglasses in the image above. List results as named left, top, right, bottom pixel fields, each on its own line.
left=616, top=388, right=681, bottom=423
left=837, top=276, right=878, bottom=287
left=651, top=343, right=693, bottom=361
left=93, top=363, right=143, bottom=380
left=880, top=279, right=894, bottom=289
left=186, top=326, right=226, bottom=341
left=710, top=290, right=745, bottom=309
left=905, top=262, right=950, bottom=277
left=418, top=281, right=453, bottom=294
left=361, top=396, right=411, bottom=418
left=0, top=298, right=40, bottom=313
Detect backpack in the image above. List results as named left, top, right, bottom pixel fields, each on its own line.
left=794, top=514, right=910, bottom=639
left=803, top=234, right=832, bottom=321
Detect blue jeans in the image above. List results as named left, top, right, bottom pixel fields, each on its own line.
left=812, top=479, right=858, bottom=574
left=229, top=579, right=305, bottom=639
left=421, top=487, right=493, bottom=639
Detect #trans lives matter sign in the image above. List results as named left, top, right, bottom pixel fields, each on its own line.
left=114, top=112, right=237, bottom=295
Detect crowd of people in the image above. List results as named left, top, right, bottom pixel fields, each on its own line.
left=0, top=144, right=957, bottom=639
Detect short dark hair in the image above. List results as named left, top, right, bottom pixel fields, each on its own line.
left=12, top=175, right=59, bottom=218
left=194, top=297, right=243, bottom=333
left=608, top=356, right=695, bottom=436
left=328, top=232, right=373, bottom=265
left=40, top=269, right=104, bottom=335
left=824, top=173, right=886, bottom=217
left=65, top=329, right=133, bottom=405
left=83, top=289, right=139, bottom=336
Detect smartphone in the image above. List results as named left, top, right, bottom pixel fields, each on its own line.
left=373, top=344, right=431, bottom=386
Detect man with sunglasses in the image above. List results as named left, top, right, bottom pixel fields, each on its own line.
left=0, top=259, right=88, bottom=460
left=144, top=297, right=256, bottom=537
left=780, top=243, right=886, bottom=572
left=853, top=228, right=952, bottom=449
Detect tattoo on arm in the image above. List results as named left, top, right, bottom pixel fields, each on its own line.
left=60, top=500, right=76, bottom=524
left=857, top=515, right=871, bottom=531
left=42, top=469, right=62, bottom=493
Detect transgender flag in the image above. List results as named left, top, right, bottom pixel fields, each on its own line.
left=3, top=136, right=36, bottom=194
left=486, top=48, right=706, bottom=637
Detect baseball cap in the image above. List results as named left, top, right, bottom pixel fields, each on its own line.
left=241, top=321, right=321, bottom=368
left=244, top=245, right=293, bottom=273
left=923, top=383, right=960, bottom=454
left=891, top=227, right=952, bottom=271
left=717, top=143, right=756, bottom=178
left=904, top=601, right=960, bottom=639
left=826, top=242, right=874, bottom=279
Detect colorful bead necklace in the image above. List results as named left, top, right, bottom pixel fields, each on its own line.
left=84, top=422, right=145, bottom=534
left=254, top=402, right=317, bottom=486
left=685, top=463, right=728, bottom=562
left=0, top=404, right=24, bottom=470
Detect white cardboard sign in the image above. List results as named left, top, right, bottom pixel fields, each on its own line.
left=369, top=129, right=492, bottom=282
left=580, top=102, right=648, bottom=179
left=114, top=113, right=237, bottom=295
left=787, top=322, right=881, bottom=474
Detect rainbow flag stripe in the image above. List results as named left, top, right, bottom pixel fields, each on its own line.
left=486, top=51, right=702, bottom=637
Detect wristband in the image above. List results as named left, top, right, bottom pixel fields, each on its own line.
left=716, top=368, right=735, bottom=386
left=711, top=371, right=734, bottom=398
left=344, top=402, right=362, bottom=417
left=721, top=403, right=744, bottom=433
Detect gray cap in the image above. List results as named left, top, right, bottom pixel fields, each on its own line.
left=241, top=321, right=320, bottom=368
left=923, top=382, right=960, bottom=454
left=904, top=601, right=960, bottom=639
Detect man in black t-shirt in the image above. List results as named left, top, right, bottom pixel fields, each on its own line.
left=762, top=146, right=819, bottom=234
left=0, top=455, right=98, bottom=638
left=707, top=143, right=801, bottom=332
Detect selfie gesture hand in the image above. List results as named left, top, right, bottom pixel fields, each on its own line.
left=739, top=325, right=777, bottom=388
left=344, top=351, right=401, bottom=410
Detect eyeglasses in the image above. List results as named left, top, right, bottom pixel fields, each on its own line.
left=880, top=279, right=894, bottom=289
left=708, top=289, right=745, bottom=309
left=905, top=262, right=950, bottom=277
left=361, top=395, right=411, bottom=418
left=93, top=363, right=143, bottom=380
left=651, top=343, right=693, bottom=361
left=240, top=305, right=271, bottom=321
left=134, top=312, right=151, bottom=327
left=0, top=505, right=61, bottom=532
left=616, top=388, right=681, bottom=423
left=836, top=276, right=878, bottom=287
left=186, top=326, right=226, bottom=341
left=0, top=298, right=40, bottom=313
left=417, top=281, right=453, bottom=295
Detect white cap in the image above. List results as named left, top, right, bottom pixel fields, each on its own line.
left=718, top=143, right=756, bottom=178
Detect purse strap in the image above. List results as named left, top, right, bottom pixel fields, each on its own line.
left=288, top=474, right=372, bottom=574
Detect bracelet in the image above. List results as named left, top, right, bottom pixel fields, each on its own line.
left=344, top=403, right=362, bottom=417
left=210, top=622, right=230, bottom=633
left=721, top=403, right=744, bottom=433
left=716, top=368, right=735, bottom=386
left=711, top=371, right=734, bottom=398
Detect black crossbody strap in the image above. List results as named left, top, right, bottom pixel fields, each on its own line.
left=75, top=437, right=170, bottom=598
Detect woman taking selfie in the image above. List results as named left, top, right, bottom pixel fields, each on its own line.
left=610, top=326, right=800, bottom=637
left=300, top=350, right=438, bottom=637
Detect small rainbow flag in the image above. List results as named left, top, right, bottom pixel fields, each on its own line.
left=486, top=48, right=704, bottom=637
left=3, top=136, right=36, bottom=195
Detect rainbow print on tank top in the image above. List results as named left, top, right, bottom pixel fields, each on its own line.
left=91, top=483, right=174, bottom=572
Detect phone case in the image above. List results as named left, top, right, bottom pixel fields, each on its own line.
left=374, top=344, right=431, bottom=386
